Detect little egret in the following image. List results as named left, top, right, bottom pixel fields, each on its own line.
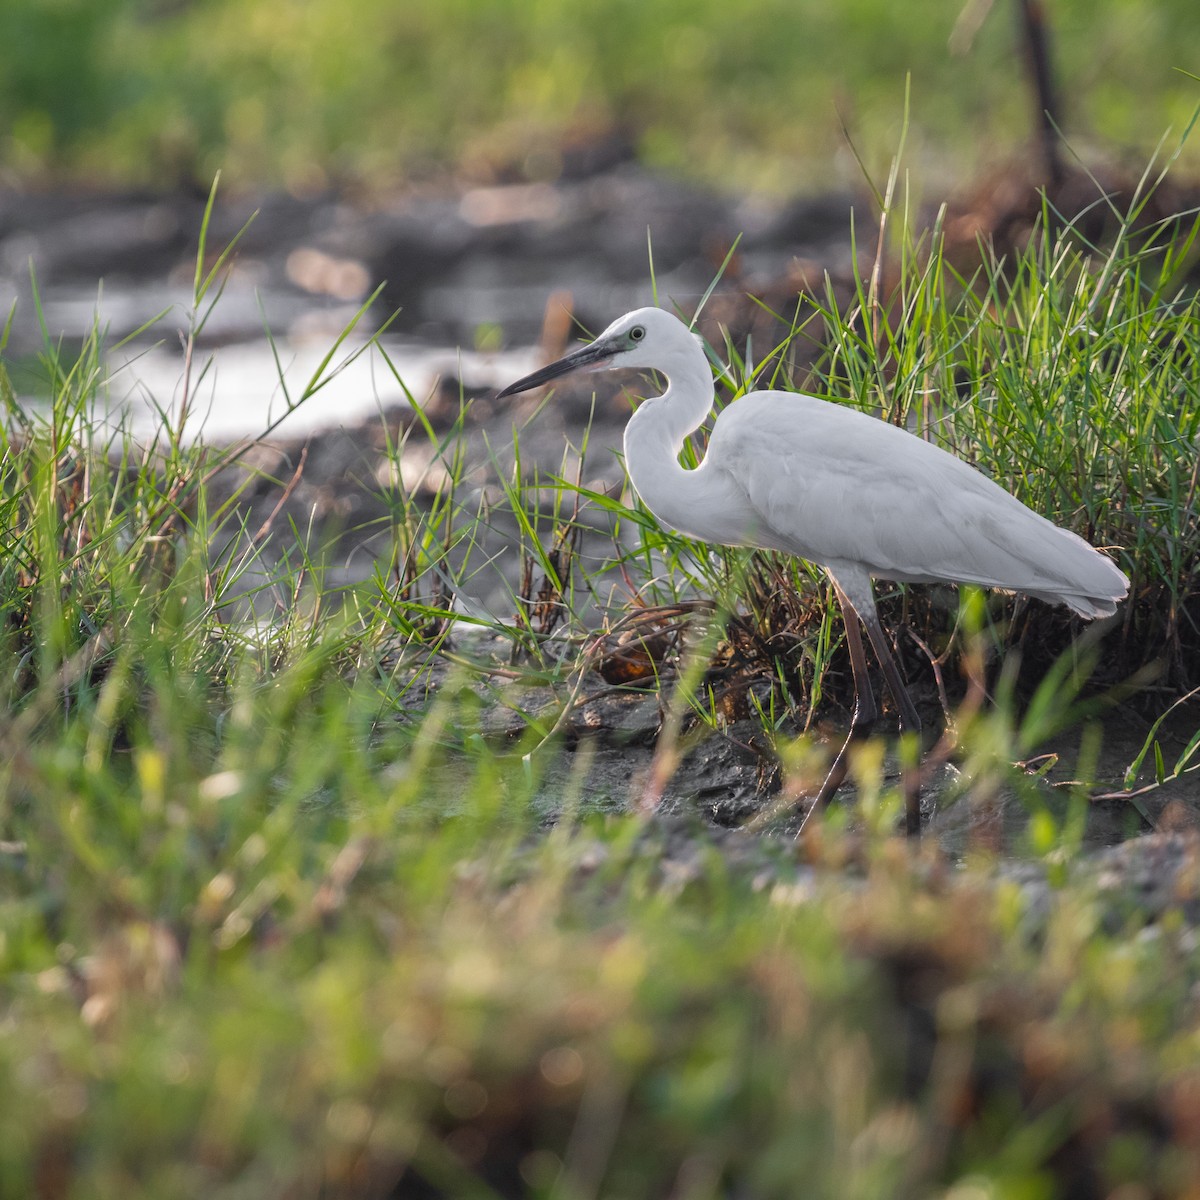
left=497, top=307, right=1129, bottom=836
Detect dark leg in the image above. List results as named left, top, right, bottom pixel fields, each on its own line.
left=859, top=610, right=924, bottom=837
left=798, top=588, right=877, bottom=835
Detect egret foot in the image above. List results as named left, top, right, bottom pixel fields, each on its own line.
left=797, top=579, right=925, bottom=839
left=796, top=708, right=874, bottom=837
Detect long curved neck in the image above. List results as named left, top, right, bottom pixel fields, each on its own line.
left=622, top=337, right=719, bottom=534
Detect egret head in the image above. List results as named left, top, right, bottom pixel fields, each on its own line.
left=496, top=307, right=691, bottom=398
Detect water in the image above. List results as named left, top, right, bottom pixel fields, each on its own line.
left=110, top=332, right=536, bottom=442
left=7, top=273, right=539, bottom=443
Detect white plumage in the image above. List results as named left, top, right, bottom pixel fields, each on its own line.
left=704, top=391, right=1125, bottom=616
left=498, top=306, right=1129, bottom=835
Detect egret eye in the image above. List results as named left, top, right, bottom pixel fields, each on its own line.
left=629, top=326, right=646, bottom=342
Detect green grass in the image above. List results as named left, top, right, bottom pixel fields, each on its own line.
left=1, top=170, right=1200, bottom=1194
left=809, top=177, right=1200, bottom=688
left=4, top=0, right=1200, bottom=190
left=509, top=159, right=1200, bottom=745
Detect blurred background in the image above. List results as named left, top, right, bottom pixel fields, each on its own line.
left=3, top=0, right=1197, bottom=194
left=1, top=0, right=1197, bottom=439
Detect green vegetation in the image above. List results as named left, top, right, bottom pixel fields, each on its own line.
left=2, top=0, right=1199, bottom=191
left=2, top=170, right=1200, bottom=1194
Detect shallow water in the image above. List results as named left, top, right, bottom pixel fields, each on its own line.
left=4, top=271, right=532, bottom=443
left=109, top=331, right=533, bottom=442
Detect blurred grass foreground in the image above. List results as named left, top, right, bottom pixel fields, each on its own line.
left=3, top=0, right=1200, bottom=191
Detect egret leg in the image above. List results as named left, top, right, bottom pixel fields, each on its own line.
left=798, top=589, right=878, bottom=835
left=858, top=610, right=924, bottom=838
left=799, top=572, right=925, bottom=839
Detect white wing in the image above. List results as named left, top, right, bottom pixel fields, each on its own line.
left=707, top=391, right=1126, bottom=615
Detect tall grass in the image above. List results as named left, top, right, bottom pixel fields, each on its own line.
left=497, top=192, right=1198, bottom=742
left=438, top=168, right=1200, bottom=823
left=1, top=169, right=1195, bottom=831
left=804, top=189, right=1200, bottom=685
left=1, top=173, right=1199, bottom=1195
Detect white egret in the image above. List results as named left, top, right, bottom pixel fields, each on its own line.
left=497, top=307, right=1129, bottom=836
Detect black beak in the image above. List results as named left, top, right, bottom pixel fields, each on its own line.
left=495, top=337, right=621, bottom=398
